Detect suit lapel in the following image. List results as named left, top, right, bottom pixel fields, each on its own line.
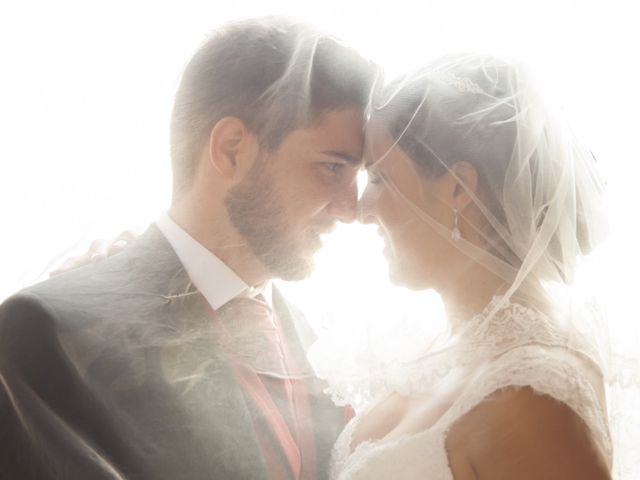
left=128, top=226, right=344, bottom=479
left=273, top=289, right=345, bottom=479
left=118, top=225, right=272, bottom=479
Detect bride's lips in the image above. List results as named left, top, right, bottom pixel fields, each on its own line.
left=377, top=228, right=390, bottom=247
left=377, top=230, right=395, bottom=258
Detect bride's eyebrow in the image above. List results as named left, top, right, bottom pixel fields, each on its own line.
left=363, top=157, right=377, bottom=169
left=365, top=162, right=381, bottom=172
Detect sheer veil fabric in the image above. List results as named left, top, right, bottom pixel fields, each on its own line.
left=1, top=15, right=639, bottom=479
left=309, top=54, right=640, bottom=478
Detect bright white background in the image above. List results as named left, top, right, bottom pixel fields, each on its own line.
left=1, top=1, right=639, bottom=474
left=0, top=0, right=638, bottom=350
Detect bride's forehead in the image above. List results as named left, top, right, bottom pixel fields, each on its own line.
left=364, top=121, right=394, bottom=155
left=363, top=134, right=413, bottom=172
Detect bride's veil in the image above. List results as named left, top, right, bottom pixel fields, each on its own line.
left=309, top=53, right=640, bottom=477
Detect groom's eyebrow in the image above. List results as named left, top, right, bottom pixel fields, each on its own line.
left=322, top=150, right=361, bottom=166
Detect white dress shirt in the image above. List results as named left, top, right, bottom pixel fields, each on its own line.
left=156, top=212, right=271, bottom=310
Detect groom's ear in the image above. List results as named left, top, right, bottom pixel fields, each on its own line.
left=207, top=117, right=259, bottom=180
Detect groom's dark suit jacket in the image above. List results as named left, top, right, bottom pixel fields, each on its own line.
left=0, top=225, right=345, bottom=480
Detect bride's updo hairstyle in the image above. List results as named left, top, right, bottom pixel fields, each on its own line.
left=370, top=54, right=607, bottom=289
left=323, top=56, right=635, bottom=479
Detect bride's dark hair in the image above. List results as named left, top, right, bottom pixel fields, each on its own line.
left=372, top=54, right=606, bottom=281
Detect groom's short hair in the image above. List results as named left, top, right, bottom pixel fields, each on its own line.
left=169, top=16, right=377, bottom=198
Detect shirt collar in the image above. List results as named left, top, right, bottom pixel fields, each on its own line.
left=156, top=212, right=271, bottom=310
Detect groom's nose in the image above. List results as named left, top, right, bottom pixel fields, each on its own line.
left=327, top=179, right=358, bottom=223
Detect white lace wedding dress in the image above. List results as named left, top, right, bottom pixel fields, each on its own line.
left=329, top=296, right=612, bottom=479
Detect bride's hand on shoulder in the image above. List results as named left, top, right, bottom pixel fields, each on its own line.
left=49, top=228, right=141, bottom=276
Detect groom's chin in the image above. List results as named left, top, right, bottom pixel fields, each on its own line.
left=267, top=255, right=316, bottom=282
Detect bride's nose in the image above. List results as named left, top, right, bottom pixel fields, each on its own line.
left=327, top=178, right=359, bottom=224
left=357, top=188, right=378, bottom=225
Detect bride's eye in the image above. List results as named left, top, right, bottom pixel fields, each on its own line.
left=367, top=170, right=383, bottom=185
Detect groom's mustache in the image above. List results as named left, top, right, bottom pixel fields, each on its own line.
left=309, top=222, right=339, bottom=237
left=317, top=222, right=337, bottom=234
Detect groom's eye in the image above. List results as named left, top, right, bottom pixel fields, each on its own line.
left=323, top=162, right=345, bottom=174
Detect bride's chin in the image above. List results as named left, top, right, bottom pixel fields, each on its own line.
left=384, top=249, right=435, bottom=289
left=385, top=262, right=402, bottom=284
left=390, top=278, right=431, bottom=292
left=386, top=264, right=428, bottom=291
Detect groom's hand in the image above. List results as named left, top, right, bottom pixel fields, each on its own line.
left=49, top=229, right=140, bottom=276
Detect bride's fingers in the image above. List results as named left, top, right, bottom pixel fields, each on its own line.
left=116, top=229, right=140, bottom=243
left=88, top=239, right=109, bottom=262
left=107, top=239, right=129, bottom=256
left=49, top=239, right=108, bottom=277
left=49, top=228, right=141, bottom=277
left=106, top=228, right=141, bottom=255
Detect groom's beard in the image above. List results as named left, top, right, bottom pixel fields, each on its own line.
left=226, top=157, right=316, bottom=281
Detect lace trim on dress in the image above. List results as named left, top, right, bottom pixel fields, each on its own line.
left=435, top=346, right=612, bottom=462
left=324, top=296, right=584, bottom=406
left=329, top=296, right=612, bottom=479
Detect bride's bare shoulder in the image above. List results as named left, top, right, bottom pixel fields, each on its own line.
left=445, top=386, right=611, bottom=480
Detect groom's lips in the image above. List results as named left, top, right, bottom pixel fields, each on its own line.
left=312, top=223, right=337, bottom=237
left=319, top=222, right=337, bottom=235
left=306, top=227, right=327, bottom=247
left=305, top=223, right=336, bottom=251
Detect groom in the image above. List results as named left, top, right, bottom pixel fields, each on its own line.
left=0, top=17, right=376, bottom=480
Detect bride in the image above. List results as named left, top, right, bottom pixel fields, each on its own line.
left=328, top=54, right=612, bottom=479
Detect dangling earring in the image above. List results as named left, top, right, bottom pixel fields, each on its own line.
left=451, top=208, right=461, bottom=241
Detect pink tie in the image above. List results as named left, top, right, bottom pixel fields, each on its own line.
left=215, top=295, right=288, bottom=376
left=211, top=295, right=305, bottom=479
